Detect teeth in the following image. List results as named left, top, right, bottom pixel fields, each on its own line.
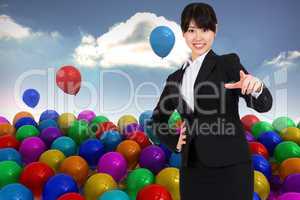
left=194, top=44, right=205, bottom=48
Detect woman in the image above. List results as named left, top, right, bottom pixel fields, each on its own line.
left=150, top=2, right=273, bottom=200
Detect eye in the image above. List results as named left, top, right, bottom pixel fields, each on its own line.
left=187, top=29, right=194, bottom=33
left=202, top=28, right=209, bottom=32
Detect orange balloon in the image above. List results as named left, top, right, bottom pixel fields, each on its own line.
left=59, top=156, right=89, bottom=186
left=279, top=158, right=300, bottom=180
left=116, top=140, right=141, bottom=170
left=0, top=123, right=16, bottom=136
left=13, top=111, right=34, bottom=125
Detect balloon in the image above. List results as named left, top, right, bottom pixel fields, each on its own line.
left=274, top=141, right=300, bottom=163
left=128, top=131, right=151, bottom=149
left=282, top=173, right=300, bottom=193
left=252, top=154, right=272, bottom=179
left=0, top=148, right=22, bottom=165
left=253, top=192, right=261, bottom=200
left=156, top=167, right=180, bottom=200
left=84, top=173, right=117, bottom=200
left=40, top=127, right=62, bottom=147
left=89, top=116, right=110, bottom=138
left=95, top=121, right=118, bottom=138
left=51, top=136, right=77, bottom=157
left=39, top=109, right=59, bottom=122
left=254, top=170, right=270, bottom=200
left=139, top=145, right=166, bottom=174
left=0, top=116, right=9, bottom=124
left=169, top=152, right=181, bottom=168
left=13, top=111, right=34, bottom=125
left=19, top=137, right=46, bottom=165
left=241, top=114, right=260, bottom=132
left=77, top=110, right=96, bottom=123
left=97, top=152, right=127, bottom=182
left=123, top=123, right=144, bottom=138
left=91, top=115, right=109, bottom=124
left=0, top=123, right=15, bottom=136
left=38, top=119, right=58, bottom=132
left=56, top=65, right=81, bottom=95
left=251, top=121, right=274, bottom=138
left=118, top=115, right=137, bottom=133
left=144, top=119, right=160, bottom=144
left=15, top=117, right=37, bottom=130
left=272, top=116, right=296, bottom=133
left=116, top=140, right=141, bottom=170
left=150, top=26, right=175, bottom=58
left=280, top=127, right=300, bottom=144
left=20, top=162, right=55, bottom=197
left=245, top=131, right=256, bottom=142
left=0, top=161, right=22, bottom=188
left=42, top=174, right=78, bottom=200
left=22, top=89, right=40, bottom=108
left=168, top=111, right=181, bottom=129
left=126, top=168, right=154, bottom=200
left=100, top=130, right=122, bottom=152
left=279, top=158, right=300, bottom=180
left=0, top=135, right=20, bottom=150
left=79, top=139, right=105, bottom=169
left=39, top=149, right=65, bottom=172
left=159, top=143, right=172, bottom=162
left=57, top=193, right=85, bottom=200
left=139, top=111, right=153, bottom=129
left=278, top=192, right=300, bottom=200
left=137, top=184, right=172, bottom=200
left=58, top=113, right=76, bottom=133
left=249, top=142, right=269, bottom=160
left=67, top=120, right=89, bottom=144
left=99, top=190, right=130, bottom=200
left=16, top=125, right=39, bottom=141
left=257, top=131, right=282, bottom=156
left=0, top=183, right=33, bottom=200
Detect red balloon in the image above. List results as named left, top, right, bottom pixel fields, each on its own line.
left=20, top=162, right=55, bottom=197
left=96, top=121, right=118, bottom=138
left=57, top=193, right=85, bottom=200
left=249, top=141, right=269, bottom=159
left=56, top=66, right=81, bottom=95
left=0, top=134, right=20, bottom=150
left=137, top=184, right=172, bottom=200
left=129, top=131, right=151, bottom=149
left=241, top=115, right=260, bottom=132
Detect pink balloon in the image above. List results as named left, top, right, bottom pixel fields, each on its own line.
left=278, top=192, right=300, bottom=200
left=77, top=110, right=96, bottom=123
left=19, top=137, right=46, bottom=165
left=0, top=116, right=9, bottom=124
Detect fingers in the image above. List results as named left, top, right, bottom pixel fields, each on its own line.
left=241, top=76, right=251, bottom=95
left=246, top=79, right=257, bottom=94
left=224, top=81, right=241, bottom=89
left=253, top=81, right=262, bottom=93
left=240, top=70, right=246, bottom=79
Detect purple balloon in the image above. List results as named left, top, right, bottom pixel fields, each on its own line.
left=245, top=131, right=255, bottom=142
left=40, top=127, right=62, bottom=147
left=77, top=110, right=96, bottom=123
left=97, top=152, right=127, bottom=182
left=139, top=145, right=166, bottom=174
left=0, top=116, right=9, bottom=124
left=278, top=192, right=300, bottom=200
left=19, top=137, right=46, bottom=165
left=268, top=191, right=279, bottom=200
left=123, top=123, right=144, bottom=138
left=282, top=174, right=300, bottom=193
left=270, top=175, right=283, bottom=192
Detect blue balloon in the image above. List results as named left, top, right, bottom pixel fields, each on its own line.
left=0, top=148, right=22, bottom=166
left=169, top=152, right=181, bottom=168
left=99, top=189, right=130, bottom=200
left=79, top=139, right=105, bottom=169
left=15, top=117, right=37, bottom=129
left=39, top=110, right=59, bottom=122
left=150, top=26, right=175, bottom=58
left=100, top=130, right=122, bottom=152
left=253, top=192, right=261, bottom=200
left=42, top=174, right=78, bottom=200
left=258, top=131, right=282, bottom=156
left=22, top=89, right=40, bottom=108
left=159, top=143, right=172, bottom=162
left=139, top=110, right=153, bottom=129
left=38, top=119, right=58, bottom=132
left=252, top=154, right=272, bottom=180
left=51, top=136, right=77, bottom=157
left=0, top=183, right=33, bottom=200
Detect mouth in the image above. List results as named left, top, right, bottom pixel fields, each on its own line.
left=193, top=43, right=206, bottom=50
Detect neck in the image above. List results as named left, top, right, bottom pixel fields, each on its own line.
left=191, top=49, right=211, bottom=61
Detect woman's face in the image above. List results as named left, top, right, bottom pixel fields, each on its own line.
left=183, top=20, right=217, bottom=59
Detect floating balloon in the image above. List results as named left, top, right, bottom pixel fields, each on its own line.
left=257, top=131, right=282, bottom=156
left=39, top=149, right=65, bottom=172
left=116, top=140, right=141, bottom=170
left=77, top=110, right=96, bottom=123
left=56, top=65, right=81, bottom=95
left=0, top=160, right=22, bottom=188
left=137, top=184, right=172, bottom=200
left=0, top=148, right=22, bottom=165
left=254, top=170, right=270, bottom=200
left=274, top=141, right=300, bottom=163
left=99, top=189, right=130, bottom=200
left=251, top=121, right=274, bottom=138
left=51, top=136, right=77, bottom=157
left=22, top=89, right=40, bottom=108
left=279, top=158, right=300, bottom=180
left=19, top=137, right=46, bottom=165
left=39, top=109, right=59, bottom=122
left=150, top=26, right=175, bottom=58
left=16, top=125, right=39, bottom=141
left=79, top=139, right=105, bottom=169
left=156, top=167, right=180, bottom=200
left=272, top=116, right=296, bottom=133
left=241, top=114, right=260, bottom=132
left=139, top=145, right=166, bottom=174
left=0, top=135, right=20, bottom=150
left=0, top=183, right=33, bottom=200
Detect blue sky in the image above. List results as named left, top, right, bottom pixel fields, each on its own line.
left=0, top=0, right=299, bottom=124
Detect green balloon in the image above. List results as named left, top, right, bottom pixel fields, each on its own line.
left=274, top=141, right=300, bottom=163
left=88, top=116, right=109, bottom=138
left=297, top=121, right=300, bottom=129
left=68, top=120, right=89, bottom=144
left=168, top=111, right=181, bottom=128
left=126, top=168, right=154, bottom=199
left=251, top=121, right=274, bottom=138
left=16, top=125, right=39, bottom=141
left=91, top=115, right=109, bottom=124
left=272, top=116, right=296, bottom=133
left=0, top=161, right=22, bottom=188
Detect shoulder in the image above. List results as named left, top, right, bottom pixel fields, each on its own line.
left=219, top=52, right=241, bottom=64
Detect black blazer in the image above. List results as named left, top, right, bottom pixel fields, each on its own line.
left=150, top=49, right=273, bottom=167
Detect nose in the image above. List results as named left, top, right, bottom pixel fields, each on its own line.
left=195, top=29, right=204, bottom=41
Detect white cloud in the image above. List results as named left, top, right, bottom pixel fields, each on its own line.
left=0, top=15, right=61, bottom=40
left=263, top=50, right=300, bottom=67
left=73, top=12, right=191, bottom=69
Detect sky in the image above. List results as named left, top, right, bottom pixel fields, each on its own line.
left=0, top=0, right=299, bottom=124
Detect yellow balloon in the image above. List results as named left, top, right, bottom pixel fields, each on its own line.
left=117, top=115, right=137, bottom=133
left=39, top=149, right=65, bottom=172
left=156, top=167, right=180, bottom=200
left=254, top=170, right=270, bottom=200
left=58, top=113, right=76, bottom=133
left=280, top=127, right=300, bottom=144
left=84, top=173, right=117, bottom=200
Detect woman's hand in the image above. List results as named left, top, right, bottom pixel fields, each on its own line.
left=176, top=121, right=187, bottom=152
left=224, top=70, right=263, bottom=95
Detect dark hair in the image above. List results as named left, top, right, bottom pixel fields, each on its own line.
left=181, top=2, right=218, bottom=33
